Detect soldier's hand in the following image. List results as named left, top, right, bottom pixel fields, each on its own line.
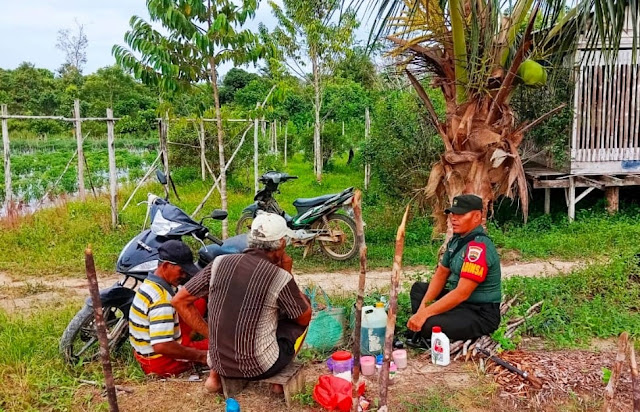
left=407, top=312, right=428, bottom=332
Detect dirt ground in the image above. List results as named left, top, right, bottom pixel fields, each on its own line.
left=0, top=259, right=582, bottom=314
left=5, top=258, right=635, bottom=411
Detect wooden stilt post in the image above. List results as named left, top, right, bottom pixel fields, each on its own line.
left=199, top=120, right=206, bottom=181
left=364, top=108, right=371, bottom=190
left=605, top=187, right=619, bottom=214
left=568, top=177, right=576, bottom=222
left=351, top=190, right=367, bottom=412
left=84, top=247, right=119, bottom=412
left=106, top=109, right=118, bottom=228
left=284, top=123, right=288, bottom=167
left=74, top=99, right=86, bottom=201
left=1, top=104, right=11, bottom=209
left=544, top=188, right=551, bottom=215
left=378, top=206, right=410, bottom=412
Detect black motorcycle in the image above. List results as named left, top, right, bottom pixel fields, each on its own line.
left=236, top=171, right=360, bottom=261
left=59, top=171, right=247, bottom=364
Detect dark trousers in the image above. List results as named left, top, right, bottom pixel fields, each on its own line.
left=410, top=282, right=501, bottom=342
left=248, top=318, right=307, bottom=381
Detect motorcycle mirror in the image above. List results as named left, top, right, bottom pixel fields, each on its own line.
left=156, top=170, right=168, bottom=185
left=211, top=209, right=228, bottom=220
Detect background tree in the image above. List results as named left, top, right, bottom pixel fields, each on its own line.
left=269, top=0, right=358, bottom=181
left=113, top=0, right=266, bottom=238
left=372, top=0, right=638, bottom=235
left=56, top=19, right=89, bottom=73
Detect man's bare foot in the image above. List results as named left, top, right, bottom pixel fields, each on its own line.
left=205, top=371, right=222, bottom=394
left=270, top=383, right=284, bottom=394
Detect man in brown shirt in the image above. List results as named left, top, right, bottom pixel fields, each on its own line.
left=173, top=212, right=311, bottom=393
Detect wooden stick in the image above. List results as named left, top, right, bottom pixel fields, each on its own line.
left=603, top=332, right=629, bottom=412
left=378, top=205, right=410, bottom=412
left=199, top=120, right=206, bottom=181
left=1, top=104, right=11, bottom=209
left=629, top=340, right=639, bottom=412
left=78, top=379, right=134, bottom=394
left=501, top=294, right=520, bottom=315
left=85, top=247, right=119, bottom=412
left=106, top=109, right=118, bottom=228
left=120, top=153, right=161, bottom=212
left=351, top=190, right=367, bottom=412
left=74, top=99, right=86, bottom=201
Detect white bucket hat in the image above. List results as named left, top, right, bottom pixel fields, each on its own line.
left=249, top=212, right=296, bottom=242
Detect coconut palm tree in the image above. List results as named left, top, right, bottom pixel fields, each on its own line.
left=368, top=0, right=638, bottom=234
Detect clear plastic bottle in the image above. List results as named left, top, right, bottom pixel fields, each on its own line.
left=430, top=326, right=450, bottom=366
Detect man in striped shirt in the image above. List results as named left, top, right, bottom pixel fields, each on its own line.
left=129, top=240, right=208, bottom=376
left=174, top=212, right=312, bottom=393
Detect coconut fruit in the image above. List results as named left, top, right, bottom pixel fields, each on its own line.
left=517, top=59, right=547, bottom=86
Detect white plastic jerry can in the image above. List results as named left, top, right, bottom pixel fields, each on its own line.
left=431, top=326, right=450, bottom=366
left=361, top=302, right=387, bottom=355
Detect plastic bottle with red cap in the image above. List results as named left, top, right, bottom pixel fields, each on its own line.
left=331, top=350, right=353, bottom=381
left=431, top=326, right=450, bottom=366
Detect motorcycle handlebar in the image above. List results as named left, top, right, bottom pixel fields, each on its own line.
left=206, top=233, right=224, bottom=246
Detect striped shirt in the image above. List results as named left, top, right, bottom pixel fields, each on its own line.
left=184, top=249, right=309, bottom=378
left=129, top=274, right=181, bottom=358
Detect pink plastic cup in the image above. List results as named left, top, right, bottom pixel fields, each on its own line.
left=360, top=356, right=376, bottom=376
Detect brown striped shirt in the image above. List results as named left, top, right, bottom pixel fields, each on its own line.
left=183, top=249, right=308, bottom=378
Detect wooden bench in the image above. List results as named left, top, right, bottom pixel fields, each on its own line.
left=220, top=362, right=306, bottom=408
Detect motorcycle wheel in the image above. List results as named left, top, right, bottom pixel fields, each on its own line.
left=314, top=213, right=359, bottom=261
left=59, top=304, right=129, bottom=364
left=235, top=212, right=254, bottom=235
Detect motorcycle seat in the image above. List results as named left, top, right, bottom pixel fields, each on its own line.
left=293, top=194, right=337, bottom=208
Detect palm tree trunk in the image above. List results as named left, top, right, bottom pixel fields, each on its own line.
left=209, top=57, right=228, bottom=239
left=449, top=0, right=468, bottom=103
left=312, top=52, right=322, bottom=182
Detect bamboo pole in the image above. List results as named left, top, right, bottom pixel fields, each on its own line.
left=74, top=100, right=86, bottom=201
left=1, top=104, right=11, bottom=209
left=603, top=332, right=629, bottom=412
left=199, top=120, right=206, bottom=181
left=351, top=190, right=367, bottom=412
left=630, top=340, right=639, bottom=412
left=274, top=120, right=278, bottom=154
left=159, top=114, right=170, bottom=199
left=106, top=109, right=117, bottom=228
left=84, top=247, right=119, bottom=412
left=378, top=205, right=410, bottom=412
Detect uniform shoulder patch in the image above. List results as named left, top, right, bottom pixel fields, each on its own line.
left=460, top=241, right=488, bottom=283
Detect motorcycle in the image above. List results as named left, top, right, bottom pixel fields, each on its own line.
left=59, top=171, right=247, bottom=364
left=236, top=171, right=360, bottom=261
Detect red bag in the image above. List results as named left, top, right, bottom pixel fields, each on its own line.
left=312, top=375, right=365, bottom=411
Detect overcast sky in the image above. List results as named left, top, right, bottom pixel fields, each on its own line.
left=0, top=0, right=374, bottom=76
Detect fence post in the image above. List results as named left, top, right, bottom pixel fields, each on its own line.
left=199, top=120, right=206, bottom=181
left=158, top=113, right=170, bottom=198
left=274, top=120, right=278, bottom=155
left=74, top=99, right=86, bottom=200
left=106, top=109, right=118, bottom=228
left=364, top=107, right=371, bottom=190
left=284, top=122, right=288, bottom=167
left=254, top=105, right=259, bottom=195
left=1, top=104, right=11, bottom=209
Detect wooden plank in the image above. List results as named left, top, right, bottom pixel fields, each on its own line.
left=596, top=65, right=604, bottom=160
left=533, top=179, right=570, bottom=189
left=106, top=108, right=117, bottom=228
left=583, top=66, right=590, bottom=161
left=74, top=99, right=86, bottom=201
left=631, top=64, right=640, bottom=160
left=622, top=63, right=631, bottom=158
left=614, top=63, right=623, bottom=159
left=571, top=66, right=582, bottom=161
left=591, top=65, right=600, bottom=161
left=572, top=160, right=640, bottom=174
left=601, top=65, right=610, bottom=161
left=575, top=186, right=596, bottom=204
left=1, top=104, right=11, bottom=208
left=284, top=123, right=288, bottom=167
